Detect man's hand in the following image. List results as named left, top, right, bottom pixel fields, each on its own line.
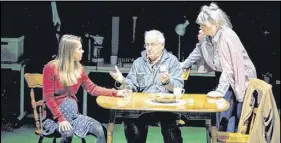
left=207, top=91, right=224, bottom=98
left=109, top=66, right=124, bottom=84
left=58, top=120, right=72, bottom=133
left=160, top=73, right=170, bottom=84
left=198, top=30, right=205, bottom=42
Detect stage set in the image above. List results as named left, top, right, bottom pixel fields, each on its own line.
left=1, top=1, right=280, bottom=143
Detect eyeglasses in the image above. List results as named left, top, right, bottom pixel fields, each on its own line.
left=144, top=43, right=163, bottom=48
left=199, top=24, right=207, bottom=29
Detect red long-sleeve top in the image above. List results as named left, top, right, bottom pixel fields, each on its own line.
left=43, top=62, right=117, bottom=123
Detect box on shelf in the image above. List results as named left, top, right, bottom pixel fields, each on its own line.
left=1, top=36, right=24, bottom=62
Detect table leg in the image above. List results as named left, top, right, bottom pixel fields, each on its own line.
left=211, top=113, right=218, bottom=143
left=205, top=119, right=211, bottom=143
left=107, top=110, right=116, bottom=143
left=83, top=89, right=87, bottom=115
left=211, top=126, right=218, bottom=143
left=17, top=65, right=26, bottom=120
left=83, top=69, right=90, bottom=116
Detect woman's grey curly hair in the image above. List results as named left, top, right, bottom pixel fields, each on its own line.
left=196, top=2, right=233, bottom=29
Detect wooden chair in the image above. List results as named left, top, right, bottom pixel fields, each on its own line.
left=211, top=79, right=269, bottom=143
left=24, top=73, right=86, bottom=143
left=211, top=109, right=258, bottom=143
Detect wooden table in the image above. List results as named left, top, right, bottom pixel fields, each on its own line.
left=97, top=93, right=229, bottom=143
left=83, top=64, right=215, bottom=115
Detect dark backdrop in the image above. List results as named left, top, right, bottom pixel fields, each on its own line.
left=1, top=1, right=280, bottom=124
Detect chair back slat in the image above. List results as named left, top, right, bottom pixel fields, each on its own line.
left=24, top=73, right=43, bottom=88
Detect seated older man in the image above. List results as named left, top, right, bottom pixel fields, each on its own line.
left=110, top=29, right=183, bottom=143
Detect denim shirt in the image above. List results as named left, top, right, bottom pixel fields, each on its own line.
left=121, top=49, right=184, bottom=93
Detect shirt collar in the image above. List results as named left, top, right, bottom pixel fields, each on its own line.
left=212, top=28, right=223, bottom=45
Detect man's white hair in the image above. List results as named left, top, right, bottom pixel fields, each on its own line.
left=196, top=2, right=232, bottom=29
left=144, top=29, right=165, bottom=43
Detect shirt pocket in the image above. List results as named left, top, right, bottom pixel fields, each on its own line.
left=136, top=72, right=147, bottom=89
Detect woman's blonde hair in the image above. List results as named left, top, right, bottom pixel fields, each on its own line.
left=196, top=2, right=232, bottom=29
left=54, top=34, right=83, bottom=86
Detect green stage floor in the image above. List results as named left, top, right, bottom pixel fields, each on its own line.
left=1, top=124, right=207, bottom=143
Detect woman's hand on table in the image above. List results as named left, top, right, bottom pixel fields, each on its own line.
left=117, top=90, right=127, bottom=97
left=207, top=91, right=223, bottom=98
left=206, top=91, right=224, bottom=104
left=117, top=89, right=132, bottom=98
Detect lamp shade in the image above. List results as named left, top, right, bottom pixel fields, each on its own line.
left=175, top=20, right=189, bottom=36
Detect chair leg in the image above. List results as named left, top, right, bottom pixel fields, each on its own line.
left=107, top=123, right=115, bottom=143
left=52, top=137, right=57, bottom=143
left=81, top=138, right=86, bottom=143
left=38, top=136, right=44, bottom=143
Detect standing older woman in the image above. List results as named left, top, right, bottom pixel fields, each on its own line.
left=181, top=3, right=257, bottom=132
left=42, top=34, right=126, bottom=143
